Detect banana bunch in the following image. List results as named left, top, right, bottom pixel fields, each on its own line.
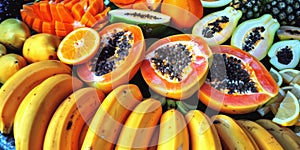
left=0, top=60, right=72, bottom=134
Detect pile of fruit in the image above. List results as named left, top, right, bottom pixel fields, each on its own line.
left=0, top=0, right=300, bottom=149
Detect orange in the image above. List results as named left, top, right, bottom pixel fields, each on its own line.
left=57, top=27, right=100, bottom=65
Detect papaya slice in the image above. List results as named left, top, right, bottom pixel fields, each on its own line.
left=54, top=21, right=74, bottom=32
left=80, top=11, right=96, bottom=26
left=140, top=34, right=212, bottom=100
left=64, top=0, right=80, bottom=10
left=71, top=2, right=85, bottom=21
left=94, top=7, right=111, bottom=22
left=49, top=3, right=62, bottom=22
left=76, top=23, right=145, bottom=94
left=198, top=45, right=279, bottom=114
left=86, top=0, right=104, bottom=16
left=20, top=7, right=36, bottom=27
left=39, top=1, right=52, bottom=22
left=32, top=18, right=43, bottom=32
left=42, top=21, right=55, bottom=35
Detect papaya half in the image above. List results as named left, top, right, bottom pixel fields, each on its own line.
left=76, top=23, right=145, bottom=94
left=198, top=45, right=279, bottom=114
left=140, top=34, right=212, bottom=100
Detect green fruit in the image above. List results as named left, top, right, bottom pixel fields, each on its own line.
left=277, top=26, right=300, bottom=40
left=0, top=18, right=31, bottom=50
left=200, top=0, right=232, bottom=8
left=230, top=0, right=266, bottom=22
left=264, top=0, right=300, bottom=26
left=268, top=40, right=300, bottom=70
left=108, top=8, right=171, bottom=37
left=231, top=14, right=280, bottom=60
left=192, top=7, right=242, bottom=46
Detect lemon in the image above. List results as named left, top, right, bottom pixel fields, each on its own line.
left=272, top=91, right=300, bottom=126
left=269, top=67, right=283, bottom=86
left=291, top=74, right=300, bottom=85
left=279, top=68, right=300, bottom=84
left=290, top=83, right=300, bottom=99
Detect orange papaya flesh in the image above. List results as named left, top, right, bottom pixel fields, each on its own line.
left=56, top=3, right=74, bottom=23
left=76, top=23, right=145, bottom=94
left=198, top=45, right=279, bottom=114
left=39, top=1, right=52, bottom=22
left=140, top=34, right=212, bottom=100
left=71, top=3, right=85, bottom=21
left=32, top=18, right=43, bottom=32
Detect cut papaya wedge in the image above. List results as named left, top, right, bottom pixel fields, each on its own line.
left=50, top=3, right=62, bottom=22
left=94, top=7, right=110, bottom=22
left=80, top=11, right=96, bottom=26
left=20, top=9, right=35, bottom=27
left=64, top=0, right=80, bottom=10
left=55, top=21, right=74, bottom=32
left=39, top=1, right=52, bottom=22
left=32, top=18, right=43, bottom=32
left=71, top=2, right=85, bottom=21
left=42, top=21, right=55, bottom=34
left=56, top=3, right=74, bottom=23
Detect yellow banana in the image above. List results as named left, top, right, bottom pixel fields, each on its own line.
left=157, top=109, right=189, bottom=150
left=211, top=114, right=257, bottom=150
left=185, top=110, right=222, bottom=150
left=13, top=74, right=83, bottom=150
left=236, top=119, right=284, bottom=150
left=81, top=84, right=143, bottom=150
left=43, top=87, right=105, bottom=150
left=256, top=119, right=300, bottom=149
left=147, top=126, right=159, bottom=150
left=115, top=98, right=162, bottom=150
left=79, top=122, right=90, bottom=149
left=0, top=60, right=71, bottom=134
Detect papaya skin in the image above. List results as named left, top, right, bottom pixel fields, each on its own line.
left=198, top=45, right=279, bottom=114
left=160, top=0, right=203, bottom=29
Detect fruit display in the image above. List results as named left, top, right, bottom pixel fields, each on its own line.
left=0, top=0, right=300, bottom=149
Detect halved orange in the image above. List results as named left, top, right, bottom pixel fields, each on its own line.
left=57, top=27, right=100, bottom=65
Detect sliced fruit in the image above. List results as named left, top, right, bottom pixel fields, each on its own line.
left=231, top=14, right=280, bottom=60
left=108, top=8, right=171, bottom=25
left=201, top=0, right=232, bottom=8
left=57, top=27, right=100, bottom=65
left=279, top=68, right=300, bottom=84
left=76, top=23, right=145, bottom=94
left=291, top=74, right=300, bottom=85
left=268, top=40, right=300, bottom=70
left=140, top=34, right=212, bottom=100
left=198, top=45, right=279, bottom=114
left=269, top=88, right=286, bottom=115
left=192, top=7, right=242, bottom=46
left=290, top=83, right=300, bottom=99
left=269, top=67, right=283, bottom=87
left=160, top=0, right=203, bottom=29
left=108, top=8, right=171, bottom=37
left=272, top=91, right=300, bottom=126
left=277, top=26, right=300, bottom=41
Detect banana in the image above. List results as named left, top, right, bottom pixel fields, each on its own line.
left=81, top=84, right=143, bottom=150
left=211, top=114, right=257, bottom=150
left=43, top=87, right=105, bottom=150
left=0, top=60, right=71, bottom=134
left=79, top=122, right=90, bottom=149
left=185, top=110, right=222, bottom=150
left=13, top=74, right=83, bottom=150
left=157, top=109, right=189, bottom=150
left=255, top=119, right=300, bottom=149
left=147, top=126, right=159, bottom=150
left=236, top=119, right=284, bottom=150
left=115, top=98, right=162, bottom=150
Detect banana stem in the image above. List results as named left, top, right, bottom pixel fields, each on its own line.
left=176, top=101, right=189, bottom=115
left=166, top=99, right=177, bottom=110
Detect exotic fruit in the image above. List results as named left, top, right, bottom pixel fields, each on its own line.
left=20, top=0, right=110, bottom=37
left=160, top=0, right=204, bottom=29
left=110, top=0, right=162, bottom=10
left=277, top=26, right=300, bottom=40
left=140, top=34, right=212, bottom=100
left=230, top=0, right=266, bottom=22
left=268, top=40, right=300, bottom=70
left=231, top=14, right=280, bottom=60
left=200, top=0, right=232, bottom=8
left=108, top=8, right=171, bottom=37
left=264, top=0, right=300, bottom=26
left=192, top=7, right=242, bottom=46
left=76, top=23, right=145, bottom=94
left=198, top=45, right=279, bottom=114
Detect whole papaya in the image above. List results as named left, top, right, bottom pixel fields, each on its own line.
left=160, top=0, right=203, bottom=29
